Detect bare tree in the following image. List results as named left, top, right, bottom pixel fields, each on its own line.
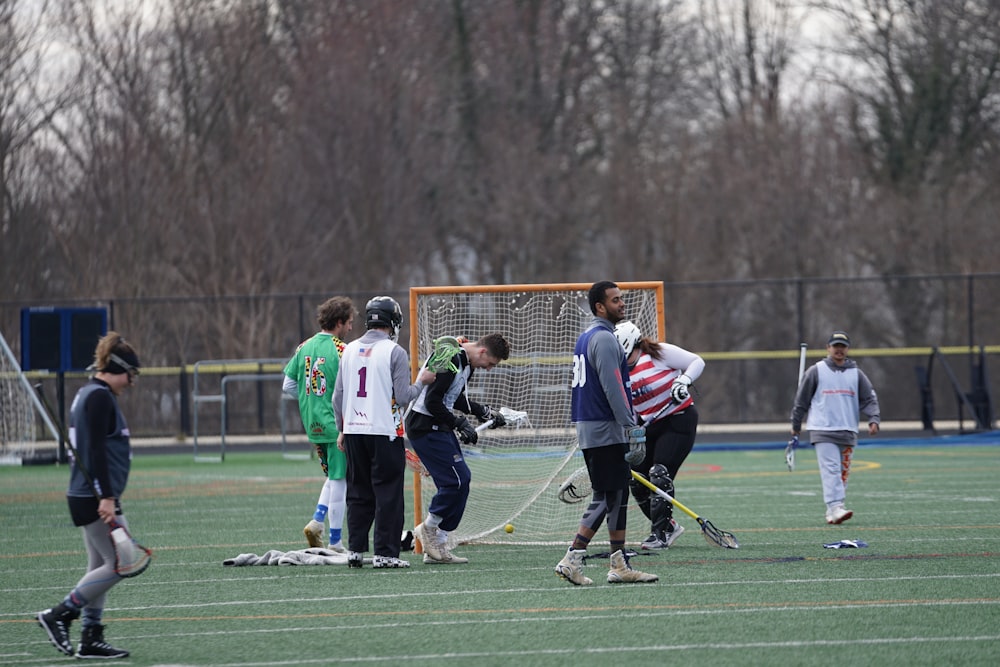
left=0, top=0, right=73, bottom=300
left=817, top=0, right=1000, bottom=186
left=697, top=0, right=801, bottom=126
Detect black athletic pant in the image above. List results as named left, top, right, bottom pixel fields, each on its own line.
left=638, top=406, right=699, bottom=479
left=344, top=433, right=406, bottom=558
left=630, top=406, right=699, bottom=519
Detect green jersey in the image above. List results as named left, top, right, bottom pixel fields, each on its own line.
left=284, top=332, right=345, bottom=443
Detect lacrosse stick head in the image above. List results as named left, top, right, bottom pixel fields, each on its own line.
left=405, top=448, right=430, bottom=476
left=557, top=466, right=592, bottom=504
left=785, top=435, right=798, bottom=472
left=426, top=335, right=463, bottom=373
left=699, top=519, right=740, bottom=549
left=497, top=407, right=530, bottom=428
left=110, top=524, right=153, bottom=577
left=475, top=407, right=531, bottom=433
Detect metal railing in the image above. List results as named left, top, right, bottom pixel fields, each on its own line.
left=190, top=359, right=300, bottom=461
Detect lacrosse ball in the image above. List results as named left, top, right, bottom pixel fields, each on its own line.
left=504, top=523, right=515, bottom=533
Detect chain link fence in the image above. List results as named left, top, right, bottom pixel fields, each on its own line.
left=3, top=273, right=998, bottom=439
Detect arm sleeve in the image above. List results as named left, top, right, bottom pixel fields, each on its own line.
left=332, top=362, right=345, bottom=430
left=85, top=390, right=118, bottom=499
left=391, top=345, right=424, bottom=405
left=790, top=365, right=818, bottom=431
left=282, top=374, right=298, bottom=397
left=857, top=370, right=881, bottom=425
left=456, top=365, right=485, bottom=419
left=424, top=371, right=462, bottom=428
left=659, top=344, right=705, bottom=382
left=465, top=398, right=487, bottom=420
left=591, top=332, right=636, bottom=428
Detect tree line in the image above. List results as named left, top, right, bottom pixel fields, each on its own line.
left=2, top=0, right=998, bottom=365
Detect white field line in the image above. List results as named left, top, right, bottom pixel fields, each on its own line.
left=3, top=572, right=1000, bottom=616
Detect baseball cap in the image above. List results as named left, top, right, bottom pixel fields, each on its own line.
left=827, top=331, right=851, bottom=347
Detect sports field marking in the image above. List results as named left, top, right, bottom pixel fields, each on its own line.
left=5, top=571, right=998, bottom=621
left=243, top=635, right=989, bottom=665
left=5, top=596, right=998, bottom=630
left=698, top=459, right=881, bottom=479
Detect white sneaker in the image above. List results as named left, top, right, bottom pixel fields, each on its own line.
left=826, top=504, right=853, bottom=525
left=414, top=523, right=445, bottom=562
left=607, top=550, right=658, bottom=584
left=372, top=555, right=410, bottom=568
left=327, top=541, right=347, bottom=554
left=555, top=548, right=593, bottom=586
left=662, top=520, right=685, bottom=547
left=303, top=520, right=324, bottom=548
left=640, top=521, right=686, bottom=550
left=423, top=549, right=469, bottom=564
left=423, top=535, right=469, bottom=563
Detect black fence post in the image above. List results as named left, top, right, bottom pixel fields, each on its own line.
left=179, top=365, right=190, bottom=436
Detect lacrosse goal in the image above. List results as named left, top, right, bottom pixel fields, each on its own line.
left=0, top=330, right=59, bottom=465
left=408, top=282, right=665, bottom=544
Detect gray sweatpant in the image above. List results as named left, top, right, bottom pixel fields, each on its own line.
left=70, top=515, right=128, bottom=616
left=814, top=441, right=854, bottom=508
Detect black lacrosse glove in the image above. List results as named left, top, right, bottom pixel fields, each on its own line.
left=480, top=405, right=506, bottom=429
left=455, top=416, right=478, bottom=445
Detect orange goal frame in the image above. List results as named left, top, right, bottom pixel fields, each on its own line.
left=408, top=281, right=666, bottom=377
left=406, top=281, right=665, bottom=549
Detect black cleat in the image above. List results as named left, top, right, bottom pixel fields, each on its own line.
left=37, top=604, right=79, bottom=656
left=77, top=624, right=129, bottom=659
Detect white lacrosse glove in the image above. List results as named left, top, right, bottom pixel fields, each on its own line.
left=625, top=426, right=646, bottom=465
left=670, top=373, right=692, bottom=403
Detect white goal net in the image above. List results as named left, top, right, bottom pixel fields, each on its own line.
left=0, top=330, right=59, bottom=465
left=408, top=282, right=664, bottom=545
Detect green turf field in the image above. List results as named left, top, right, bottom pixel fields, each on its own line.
left=2, top=444, right=999, bottom=666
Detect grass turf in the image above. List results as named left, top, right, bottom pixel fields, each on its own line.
left=2, top=444, right=999, bottom=666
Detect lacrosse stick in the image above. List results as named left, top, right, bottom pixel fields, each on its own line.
left=557, top=465, right=591, bottom=504
left=405, top=448, right=430, bottom=476
left=639, top=397, right=676, bottom=427
left=425, top=335, right=465, bottom=373
left=630, top=470, right=739, bottom=549
left=402, top=335, right=469, bottom=425
left=786, top=343, right=808, bottom=471
left=475, top=406, right=530, bottom=432
left=35, top=384, right=153, bottom=577
left=407, top=407, right=531, bottom=474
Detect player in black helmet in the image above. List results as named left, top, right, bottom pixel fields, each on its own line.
left=333, top=296, right=435, bottom=568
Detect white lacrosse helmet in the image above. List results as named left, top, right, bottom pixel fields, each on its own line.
left=614, top=320, right=642, bottom=357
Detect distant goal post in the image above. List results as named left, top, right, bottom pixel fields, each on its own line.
left=407, top=281, right=665, bottom=545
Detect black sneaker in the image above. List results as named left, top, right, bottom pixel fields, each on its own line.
left=347, top=551, right=364, bottom=568
left=37, top=604, right=79, bottom=656
left=400, top=529, right=415, bottom=552
left=77, top=624, right=129, bottom=659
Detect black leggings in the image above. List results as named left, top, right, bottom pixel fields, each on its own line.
left=634, top=406, right=699, bottom=480
left=630, top=407, right=699, bottom=518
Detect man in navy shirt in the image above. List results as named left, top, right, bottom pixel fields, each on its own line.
left=554, top=281, right=659, bottom=586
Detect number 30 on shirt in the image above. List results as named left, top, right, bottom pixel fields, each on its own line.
left=572, top=354, right=587, bottom=388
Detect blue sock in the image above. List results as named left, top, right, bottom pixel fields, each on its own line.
left=313, top=504, right=328, bottom=522
left=329, top=528, right=342, bottom=545
left=82, top=607, right=103, bottom=630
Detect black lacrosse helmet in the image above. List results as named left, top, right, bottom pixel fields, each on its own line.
left=365, top=296, right=403, bottom=340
